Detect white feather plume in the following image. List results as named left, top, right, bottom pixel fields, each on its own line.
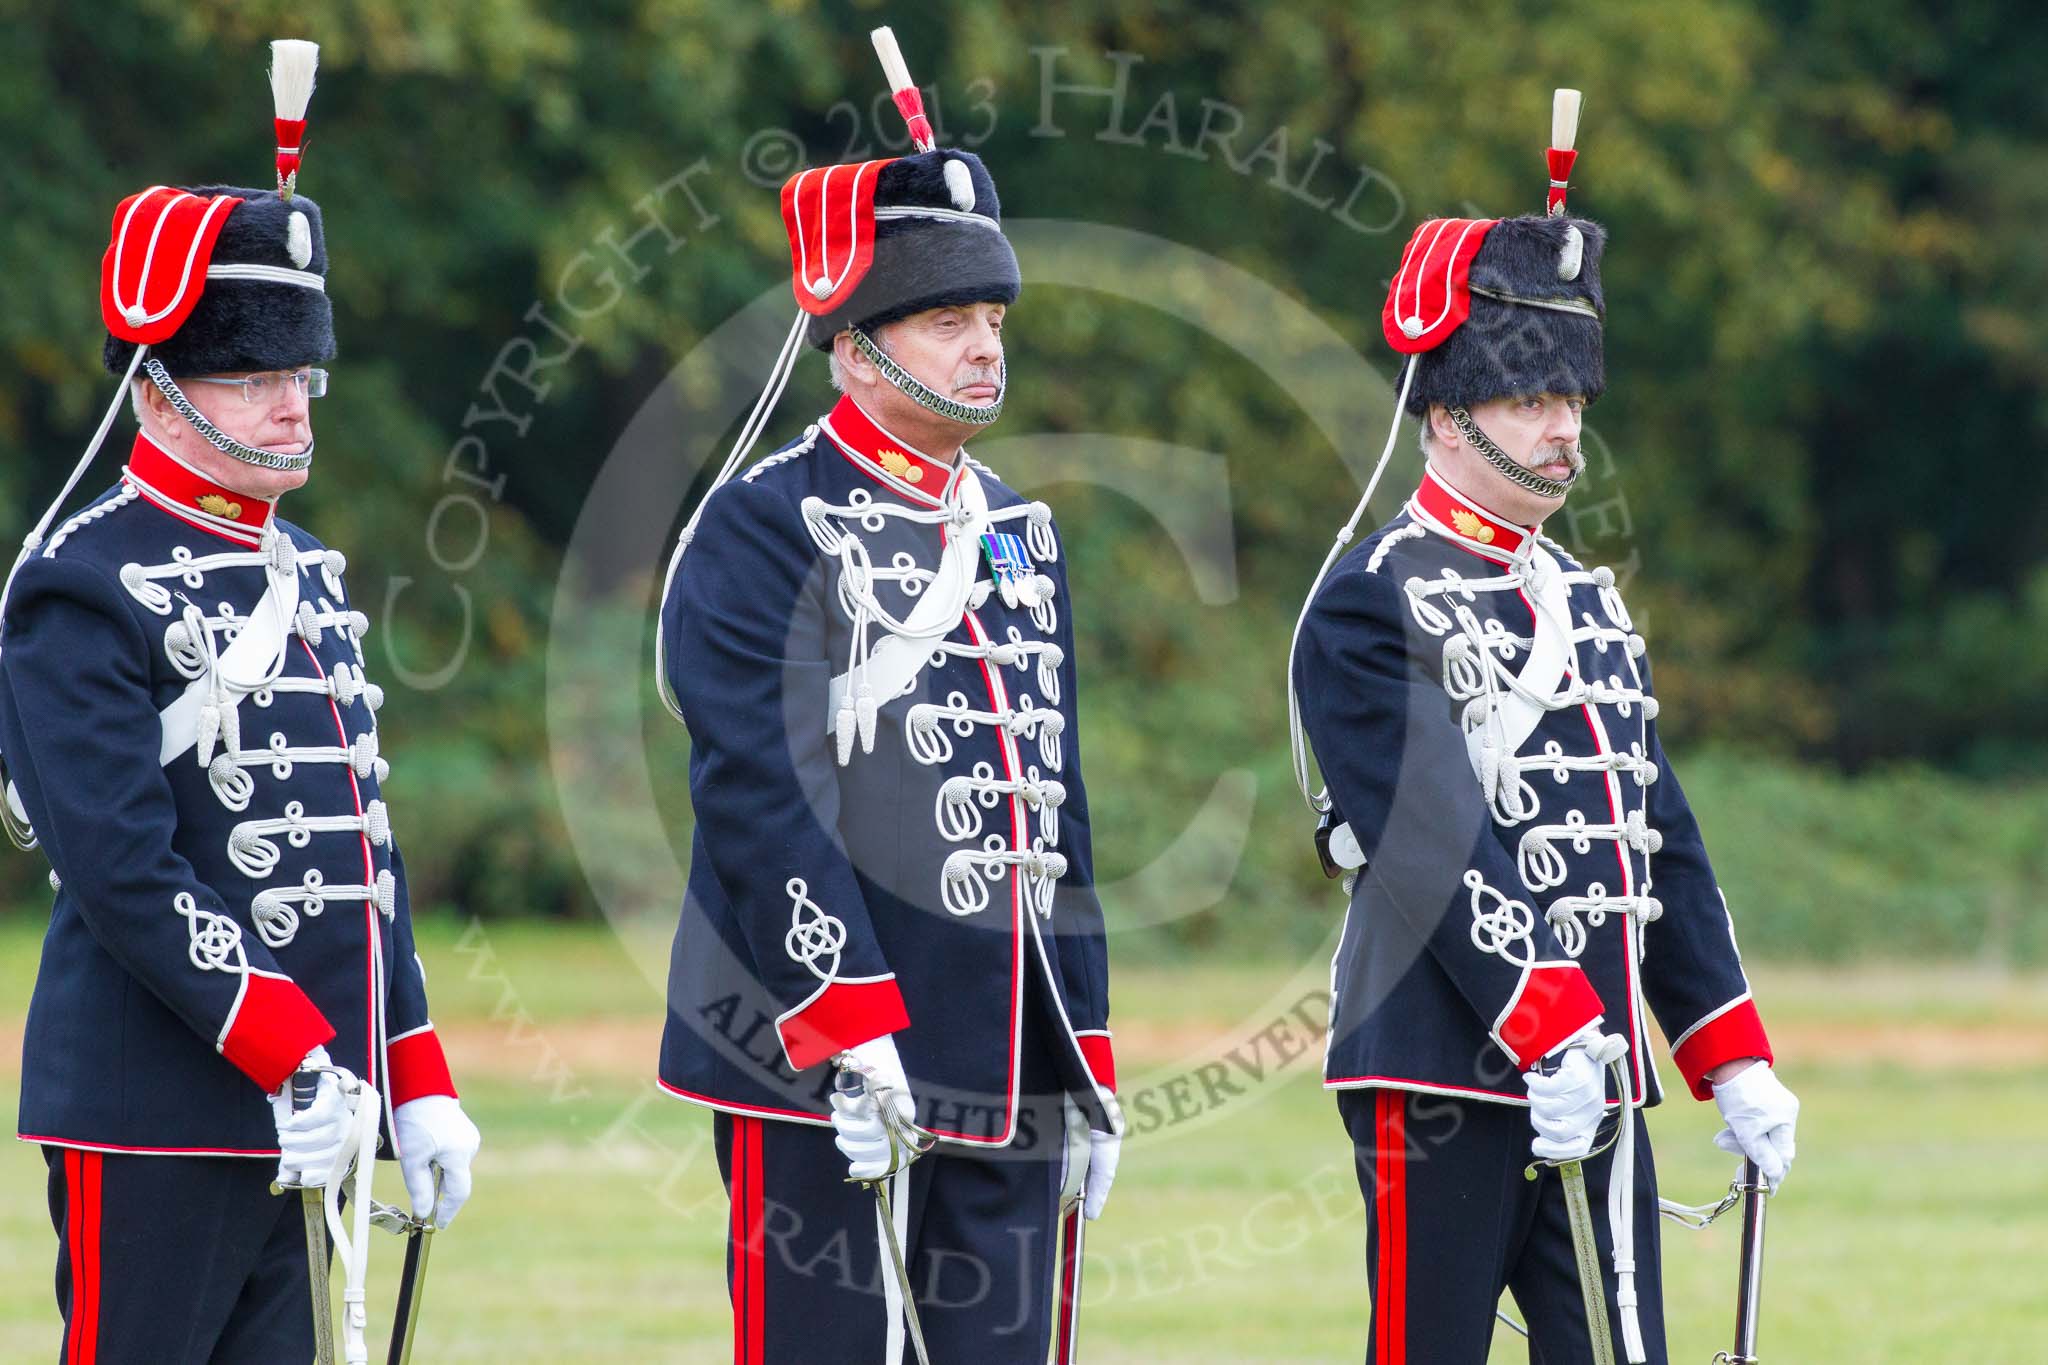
left=870, top=27, right=914, bottom=92
left=1551, top=88, right=1582, bottom=152
left=269, top=39, right=320, bottom=121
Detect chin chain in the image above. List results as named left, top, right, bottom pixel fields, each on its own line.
left=143, top=360, right=314, bottom=472
left=1449, top=406, right=1575, bottom=498
left=851, top=329, right=1004, bottom=426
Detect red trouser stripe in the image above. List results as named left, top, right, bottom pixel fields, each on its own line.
left=1055, top=1205, right=1084, bottom=1363
left=728, top=1118, right=767, bottom=1365
left=63, top=1150, right=103, bottom=1365
left=729, top=1118, right=749, bottom=1365
left=747, top=1119, right=765, bottom=1362
left=1374, top=1091, right=1407, bottom=1365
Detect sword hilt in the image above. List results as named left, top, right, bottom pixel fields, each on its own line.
left=271, top=1066, right=324, bottom=1194
left=833, top=1058, right=939, bottom=1178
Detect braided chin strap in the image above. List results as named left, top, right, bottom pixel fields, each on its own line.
left=851, top=328, right=1004, bottom=426
left=143, top=360, right=314, bottom=472
left=1449, top=406, right=1576, bottom=499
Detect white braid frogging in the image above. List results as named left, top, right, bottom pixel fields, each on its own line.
left=1397, top=544, right=1664, bottom=958
left=140, top=537, right=398, bottom=950
left=799, top=465, right=1071, bottom=923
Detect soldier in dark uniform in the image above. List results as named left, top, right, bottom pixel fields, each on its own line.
left=0, top=41, right=479, bottom=1363
left=653, top=44, right=1118, bottom=1365
left=1287, top=95, right=1799, bottom=1363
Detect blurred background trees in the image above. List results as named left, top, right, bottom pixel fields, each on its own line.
left=2, top=0, right=2041, bottom=960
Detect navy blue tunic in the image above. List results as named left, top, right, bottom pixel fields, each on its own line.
left=657, top=396, right=1117, bottom=1145
left=1293, top=468, right=1772, bottom=1109
left=0, top=434, right=455, bottom=1156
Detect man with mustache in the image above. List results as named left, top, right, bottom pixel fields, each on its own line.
left=653, top=72, right=1119, bottom=1363
left=1287, top=100, right=1798, bottom=1363
left=0, top=41, right=479, bottom=1362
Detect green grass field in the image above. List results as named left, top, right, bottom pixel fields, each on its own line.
left=3, top=915, right=2044, bottom=1362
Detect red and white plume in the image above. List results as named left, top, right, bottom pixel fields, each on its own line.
left=1546, top=87, right=1581, bottom=216
left=871, top=26, right=935, bottom=152
left=269, top=39, right=319, bottom=198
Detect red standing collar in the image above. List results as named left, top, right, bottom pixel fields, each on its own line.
left=819, top=395, right=963, bottom=504
left=1410, top=467, right=1532, bottom=559
left=123, top=433, right=277, bottom=545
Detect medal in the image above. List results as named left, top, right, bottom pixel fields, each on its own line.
left=979, top=532, right=1032, bottom=609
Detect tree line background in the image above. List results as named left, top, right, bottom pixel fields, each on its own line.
left=2, top=0, right=2042, bottom=963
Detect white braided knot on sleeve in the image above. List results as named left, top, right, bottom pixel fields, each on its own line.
left=783, top=878, right=848, bottom=985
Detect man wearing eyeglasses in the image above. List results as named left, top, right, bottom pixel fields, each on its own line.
left=130, top=365, right=328, bottom=502
left=0, top=41, right=478, bottom=1362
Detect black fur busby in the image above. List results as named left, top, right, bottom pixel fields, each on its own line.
left=1403, top=214, right=1605, bottom=416
left=805, top=149, right=1020, bottom=350
left=104, top=188, right=335, bottom=377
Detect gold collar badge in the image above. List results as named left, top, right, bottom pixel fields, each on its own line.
left=196, top=493, right=245, bottom=521
left=1450, top=509, right=1496, bottom=544
left=877, top=449, right=924, bottom=484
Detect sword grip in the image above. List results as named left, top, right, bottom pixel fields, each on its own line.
left=291, top=1068, right=319, bottom=1113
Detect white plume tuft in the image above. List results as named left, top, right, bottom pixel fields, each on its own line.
left=870, top=26, right=914, bottom=92
left=269, top=39, right=320, bottom=121
left=1551, top=88, right=1582, bottom=152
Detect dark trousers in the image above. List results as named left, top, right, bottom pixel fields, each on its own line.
left=715, top=1032, right=1088, bottom=1364
left=44, top=1146, right=316, bottom=1365
left=1338, top=1088, right=1668, bottom=1365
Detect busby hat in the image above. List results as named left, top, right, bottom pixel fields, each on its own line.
left=102, top=184, right=335, bottom=377
left=1384, top=213, right=1605, bottom=416
left=1382, top=90, right=1605, bottom=416
left=785, top=147, right=1019, bottom=351
left=99, top=40, right=331, bottom=380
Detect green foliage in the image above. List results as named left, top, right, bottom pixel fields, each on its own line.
left=0, top=1, right=2039, bottom=937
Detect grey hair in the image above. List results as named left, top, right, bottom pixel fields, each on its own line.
left=129, top=377, right=166, bottom=437
left=826, top=327, right=894, bottom=394
left=1417, top=404, right=1440, bottom=457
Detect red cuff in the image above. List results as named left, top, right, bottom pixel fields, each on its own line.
left=1075, top=1033, right=1116, bottom=1093
left=387, top=1028, right=459, bottom=1107
left=220, top=975, right=337, bottom=1093
left=778, top=978, right=911, bottom=1072
left=1673, top=997, right=1774, bottom=1100
left=1497, top=964, right=1605, bottom=1071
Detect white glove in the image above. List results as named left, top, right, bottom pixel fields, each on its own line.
left=830, top=1035, right=919, bottom=1182
left=1082, top=1128, right=1120, bottom=1221
left=269, top=1047, right=359, bottom=1188
left=1711, top=1061, right=1799, bottom=1192
left=394, top=1095, right=482, bottom=1229
left=1523, top=1029, right=1620, bottom=1163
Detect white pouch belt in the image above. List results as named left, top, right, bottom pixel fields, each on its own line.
left=159, top=561, right=300, bottom=767
left=827, top=467, right=992, bottom=724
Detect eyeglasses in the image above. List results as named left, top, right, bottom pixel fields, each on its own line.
left=187, top=368, right=329, bottom=404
